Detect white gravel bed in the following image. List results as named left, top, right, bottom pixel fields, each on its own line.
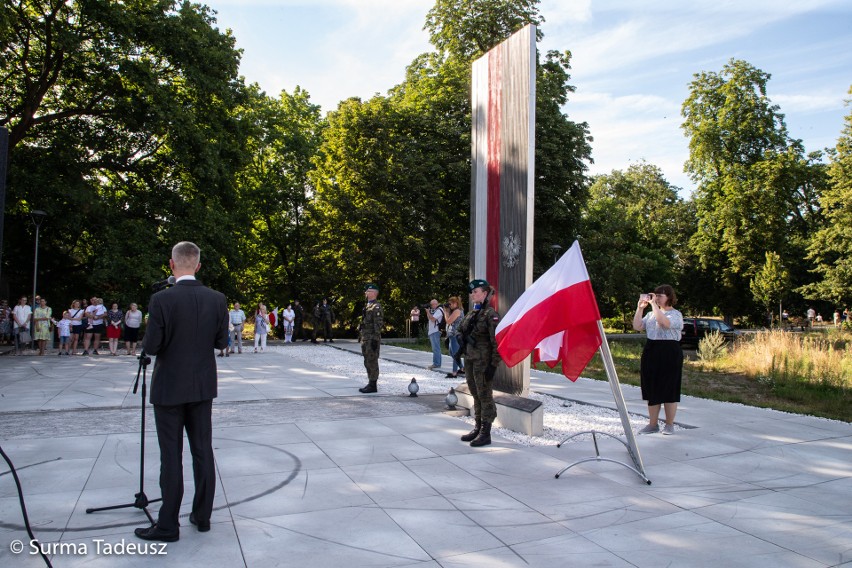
left=270, top=344, right=657, bottom=446
left=268, top=344, right=461, bottom=393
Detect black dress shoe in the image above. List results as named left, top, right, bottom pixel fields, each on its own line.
left=134, top=524, right=179, bottom=542
left=190, top=512, right=211, bottom=532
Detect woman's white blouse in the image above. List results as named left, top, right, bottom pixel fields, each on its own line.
left=643, top=309, right=683, bottom=341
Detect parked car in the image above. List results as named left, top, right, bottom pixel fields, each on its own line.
left=680, top=317, right=740, bottom=346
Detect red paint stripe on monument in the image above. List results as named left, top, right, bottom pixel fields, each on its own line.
left=486, top=47, right=501, bottom=311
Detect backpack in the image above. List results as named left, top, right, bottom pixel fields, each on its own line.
left=436, top=307, right=447, bottom=336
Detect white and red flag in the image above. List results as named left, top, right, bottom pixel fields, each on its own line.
left=495, top=240, right=602, bottom=381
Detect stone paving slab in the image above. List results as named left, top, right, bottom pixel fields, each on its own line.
left=0, top=342, right=850, bottom=567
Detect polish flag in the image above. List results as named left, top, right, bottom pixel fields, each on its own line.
left=495, top=241, right=602, bottom=381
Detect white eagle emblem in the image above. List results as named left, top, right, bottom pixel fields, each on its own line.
left=502, top=231, right=522, bottom=268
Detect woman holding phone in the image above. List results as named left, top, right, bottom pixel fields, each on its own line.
left=632, top=284, right=684, bottom=435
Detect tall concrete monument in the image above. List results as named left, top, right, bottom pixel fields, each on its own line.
left=470, top=24, right=536, bottom=395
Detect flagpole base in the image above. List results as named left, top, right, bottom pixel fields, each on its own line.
left=554, top=430, right=652, bottom=485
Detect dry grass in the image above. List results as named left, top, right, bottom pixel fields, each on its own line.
left=702, top=330, right=852, bottom=420
left=722, top=330, right=851, bottom=389
left=535, top=331, right=852, bottom=422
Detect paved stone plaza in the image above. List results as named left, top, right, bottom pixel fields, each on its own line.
left=0, top=341, right=850, bottom=567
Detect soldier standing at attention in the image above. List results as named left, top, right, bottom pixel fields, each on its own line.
left=458, top=279, right=502, bottom=447
left=359, top=283, right=383, bottom=393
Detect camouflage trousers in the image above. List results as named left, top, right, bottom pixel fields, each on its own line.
left=465, top=360, right=496, bottom=423
left=361, top=338, right=380, bottom=380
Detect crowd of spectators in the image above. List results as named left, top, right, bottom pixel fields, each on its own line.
left=4, top=294, right=851, bottom=358
left=0, top=295, right=147, bottom=356
left=0, top=294, right=346, bottom=357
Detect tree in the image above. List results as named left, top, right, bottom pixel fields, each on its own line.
left=533, top=49, right=593, bottom=275
left=232, top=85, right=325, bottom=307
left=304, top=0, right=592, bottom=330
left=799, top=88, right=852, bottom=305
left=581, top=163, right=688, bottom=318
left=307, top=96, right=467, bottom=332
left=681, top=59, right=823, bottom=320
left=424, top=0, right=543, bottom=60
left=419, top=0, right=592, bottom=278
left=0, top=1, right=250, bottom=305
left=750, top=251, right=790, bottom=324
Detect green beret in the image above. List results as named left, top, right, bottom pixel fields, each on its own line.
left=468, top=279, right=489, bottom=292
left=364, top=283, right=379, bottom=291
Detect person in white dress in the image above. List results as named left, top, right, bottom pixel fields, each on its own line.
left=281, top=304, right=295, bottom=342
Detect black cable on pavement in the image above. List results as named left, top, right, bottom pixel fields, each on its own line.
left=0, top=444, right=53, bottom=567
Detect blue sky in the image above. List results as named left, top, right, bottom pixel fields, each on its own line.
left=203, top=0, right=851, bottom=194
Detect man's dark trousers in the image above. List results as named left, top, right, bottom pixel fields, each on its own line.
left=154, top=400, right=215, bottom=532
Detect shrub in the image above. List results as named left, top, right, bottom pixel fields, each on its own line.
left=601, top=316, right=630, bottom=333
left=697, top=330, right=727, bottom=363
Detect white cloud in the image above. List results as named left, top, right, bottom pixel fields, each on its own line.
left=539, top=0, right=848, bottom=78
left=203, top=0, right=848, bottom=195
left=571, top=91, right=692, bottom=191
left=773, top=93, right=847, bottom=114
left=208, top=0, right=431, bottom=110
left=540, top=0, right=591, bottom=25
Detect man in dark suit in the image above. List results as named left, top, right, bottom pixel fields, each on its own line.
left=135, top=241, right=228, bottom=542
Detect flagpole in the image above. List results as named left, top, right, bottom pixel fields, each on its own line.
left=554, top=321, right=651, bottom=485
left=595, top=319, right=649, bottom=483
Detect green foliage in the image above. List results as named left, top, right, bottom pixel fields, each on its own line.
left=681, top=59, right=826, bottom=319
left=799, top=88, right=852, bottom=305
left=581, top=163, right=688, bottom=317
left=682, top=60, right=788, bottom=178
left=1, top=0, right=250, bottom=308
left=424, top=0, right=543, bottom=59
left=232, top=85, right=325, bottom=307
left=416, top=3, right=592, bottom=280
left=601, top=315, right=632, bottom=333
left=307, top=96, right=468, bottom=332
left=301, top=0, right=591, bottom=331
left=533, top=49, right=592, bottom=275
left=750, top=251, right=790, bottom=312
left=4, top=1, right=843, bottom=335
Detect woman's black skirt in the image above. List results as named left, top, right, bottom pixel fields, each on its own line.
left=124, top=326, right=139, bottom=343
left=640, top=339, right=684, bottom=405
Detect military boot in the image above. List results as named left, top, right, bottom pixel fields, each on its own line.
left=460, top=419, right=481, bottom=442
left=469, top=421, right=492, bottom=447
left=359, top=381, right=377, bottom=393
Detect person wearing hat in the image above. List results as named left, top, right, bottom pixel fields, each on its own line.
left=457, top=279, right=502, bottom=446
left=358, top=283, right=383, bottom=393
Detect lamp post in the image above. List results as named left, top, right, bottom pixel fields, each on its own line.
left=31, top=210, right=46, bottom=348
left=550, top=244, right=562, bottom=266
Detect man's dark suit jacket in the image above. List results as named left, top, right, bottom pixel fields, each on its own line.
left=143, top=279, right=229, bottom=405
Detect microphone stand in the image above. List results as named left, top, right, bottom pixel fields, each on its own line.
left=86, top=350, right=161, bottom=524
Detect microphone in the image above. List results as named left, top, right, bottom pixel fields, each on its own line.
left=151, top=275, right=176, bottom=292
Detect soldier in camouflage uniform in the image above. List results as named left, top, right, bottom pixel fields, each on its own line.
left=358, top=283, right=383, bottom=393
left=457, top=279, right=502, bottom=446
